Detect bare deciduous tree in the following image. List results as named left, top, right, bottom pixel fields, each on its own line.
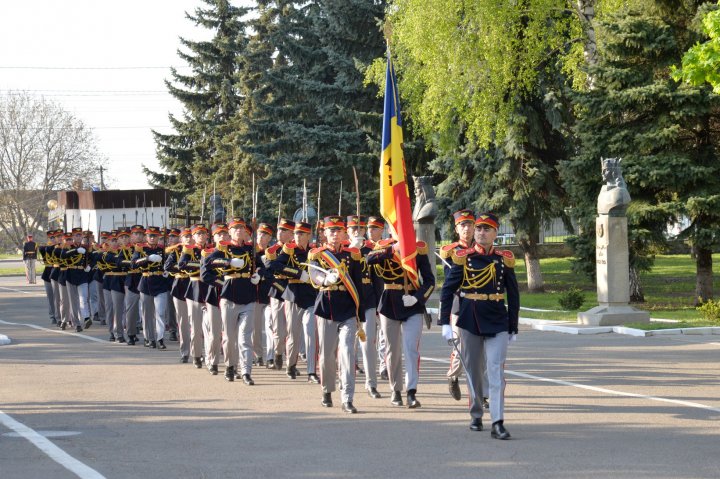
left=0, top=92, right=104, bottom=249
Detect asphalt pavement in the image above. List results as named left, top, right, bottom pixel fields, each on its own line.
left=0, top=276, right=719, bottom=479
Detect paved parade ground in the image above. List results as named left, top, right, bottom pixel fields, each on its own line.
left=1, top=276, right=719, bottom=479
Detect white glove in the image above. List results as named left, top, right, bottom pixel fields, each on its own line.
left=402, top=294, right=418, bottom=307
left=508, top=333, right=517, bottom=344
left=148, top=254, right=162, bottom=263
left=77, top=247, right=86, bottom=254
left=250, top=273, right=260, bottom=285
left=83, top=265, right=91, bottom=273
left=350, top=237, right=364, bottom=249
left=230, top=257, right=245, bottom=269
left=442, top=324, right=454, bottom=341
left=323, top=269, right=339, bottom=285
left=299, top=270, right=310, bottom=283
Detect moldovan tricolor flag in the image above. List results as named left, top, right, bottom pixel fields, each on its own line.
left=379, top=51, right=419, bottom=288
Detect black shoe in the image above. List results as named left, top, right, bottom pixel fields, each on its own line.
left=470, top=417, right=483, bottom=431
left=286, top=365, right=297, bottom=379
left=93, top=313, right=99, bottom=322
left=380, top=370, right=388, bottom=381
left=143, top=339, right=150, bottom=348
left=342, top=402, right=357, bottom=414
left=83, top=317, right=92, bottom=329
left=51, top=318, right=57, bottom=325
left=367, top=387, right=381, bottom=399
left=391, top=391, right=403, bottom=407
left=257, top=357, right=264, bottom=367
left=181, top=355, right=189, bottom=363
left=266, top=359, right=274, bottom=369
left=242, top=374, right=254, bottom=385
left=307, top=373, right=320, bottom=384
left=449, top=377, right=461, bottom=401
left=168, top=331, right=178, bottom=342
left=117, top=336, right=126, bottom=344
left=208, top=365, right=218, bottom=375
left=126, top=336, right=135, bottom=346
left=407, top=389, right=421, bottom=409
left=225, top=366, right=235, bottom=382
left=60, top=321, right=67, bottom=330
left=193, top=357, right=202, bottom=369
left=321, top=393, right=333, bottom=408
left=108, top=334, right=116, bottom=342
left=157, top=339, right=166, bottom=350
left=356, top=366, right=365, bottom=375
left=491, top=421, right=511, bottom=440
left=100, top=320, right=107, bottom=326
left=483, top=397, right=490, bottom=410
left=274, top=354, right=283, bottom=370
left=75, top=325, right=83, bottom=332
left=299, top=353, right=306, bottom=362
left=150, top=340, right=157, bottom=349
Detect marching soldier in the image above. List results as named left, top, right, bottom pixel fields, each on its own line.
left=165, top=227, right=193, bottom=362
left=366, top=235, right=435, bottom=409
left=56, top=232, right=72, bottom=330
left=440, top=209, right=488, bottom=406
left=199, top=223, right=229, bottom=375
left=117, top=225, right=145, bottom=344
left=264, top=218, right=295, bottom=369
left=22, top=234, right=37, bottom=284
left=38, top=230, right=60, bottom=324
left=439, top=212, right=519, bottom=438
left=90, top=231, right=109, bottom=325
left=105, top=228, right=133, bottom=343
left=132, top=226, right=170, bottom=350
left=164, top=229, right=181, bottom=342
left=366, top=217, right=389, bottom=381
left=268, top=221, right=319, bottom=383
left=201, top=218, right=263, bottom=384
left=61, top=227, right=93, bottom=332
left=94, top=231, right=117, bottom=341
left=252, top=223, right=274, bottom=367
left=347, top=215, right=381, bottom=398
left=178, top=224, right=210, bottom=369
left=307, top=215, right=365, bottom=413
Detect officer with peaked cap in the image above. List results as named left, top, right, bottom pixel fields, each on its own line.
left=252, top=222, right=274, bottom=367
left=179, top=224, right=210, bottom=369
left=132, top=226, right=170, bottom=349
left=165, top=227, right=193, bottom=362
left=264, top=218, right=295, bottom=369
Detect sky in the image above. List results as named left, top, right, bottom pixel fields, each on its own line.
left=0, top=0, right=250, bottom=190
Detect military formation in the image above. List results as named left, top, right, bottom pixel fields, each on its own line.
left=34, top=208, right=519, bottom=439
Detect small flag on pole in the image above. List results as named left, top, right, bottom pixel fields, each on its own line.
left=379, top=50, right=419, bottom=288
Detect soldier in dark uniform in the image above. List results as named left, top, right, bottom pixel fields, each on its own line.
left=90, top=231, right=110, bottom=326
left=104, top=228, right=131, bottom=343
left=439, top=209, right=488, bottom=406
left=94, top=231, right=116, bottom=341
left=366, top=236, right=435, bottom=409
left=165, top=227, right=193, bottom=362
left=199, top=223, right=230, bottom=375
left=439, top=212, right=519, bottom=439
left=22, top=234, right=37, bottom=284
left=164, top=228, right=180, bottom=342
left=117, top=225, right=144, bottom=343
left=264, top=218, right=295, bottom=370
left=347, top=215, right=381, bottom=398
left=55, top=232, right=72, bottom=329
left=201, top=218, right=264, bottom=384
left=132, top=226, right=170, bottom=349
left=307, top=215, right=365, bottom=413
left=366, top=217, right=389, bottom=381
left=38, top=230, right=60, bottom=323
left=252, top=223, right=274, bottom=367
left=61, top=227, right=92, bottom=332
left=178, top=224, right=209, bottom=369
left=268, top=221, right=319, bottom=383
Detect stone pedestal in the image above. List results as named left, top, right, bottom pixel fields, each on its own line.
left=414, top=223, right=436, bottom=271
left=577, top=215, right=649, bottom=326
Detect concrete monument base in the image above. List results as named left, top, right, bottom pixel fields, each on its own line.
left=577, top=304, right=650, bottom=326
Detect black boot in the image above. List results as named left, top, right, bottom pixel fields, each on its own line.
left=126, top=336, right=136, bottom=346
left=491, top=421, right=511, bottom=440
left=274, top=354, right=283, bottom=370
left=321, top=392, right=333, bottom=407
left=224, top=366, right=235, bottom=382
left=470, top=417, right=483, bottom=431
left=193, top=357, right=203, bottom=369
left=208, top=365, right=218, bottom=375
left=157, top=339, right=167, bottom=350
left=168, top=331, right=178, bottom=341
left=83, top=317, right=92, bottom=329
left=108, top=334, right=116, bottom=342
left=390, top=391, right=403, bottom=407
left=407, top=389, right=421, bottom=409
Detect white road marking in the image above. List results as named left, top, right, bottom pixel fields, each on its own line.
left=0, top=410, right=105, bottom=479
left=0, top=285, right=44, bottom=295
left=421, top=356, right=720, bottom=414
left=0, top=320, right=107, bottom=343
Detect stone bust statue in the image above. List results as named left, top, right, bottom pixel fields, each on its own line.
left=412, top=176, right=438, bottom=224
left=597, top=157, right=631, bottom=216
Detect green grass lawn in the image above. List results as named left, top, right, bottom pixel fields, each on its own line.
left=435, top=254, right=719, bottom=325
left=0, top=254, right=21, bottom=260
left=0, top=268, right=28, bottom=276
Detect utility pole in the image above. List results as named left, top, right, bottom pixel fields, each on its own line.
left=99, top=166, right=106, bottom=190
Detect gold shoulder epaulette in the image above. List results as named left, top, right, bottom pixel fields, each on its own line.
left=282, top=242, right=296, bottom=255
left=182, top=246, right=194, bottom=255
left=416, top=241, right=428, bottom=255
left=343, top=246, right=362, bottom=261
left=134, top=245, right=144, bottom=254
left=450, top=247, right=471, bottom=266
left=439, top=242, right=458, bottom=259
left=201, top=247, right=214, bottom=258
left=496, top=249, right=515, bottom=268
left=165, top=244, right=181, bottom=254
left=308, top=245, right=326, bottom=261
left=216, top=243, right=229, bottom=253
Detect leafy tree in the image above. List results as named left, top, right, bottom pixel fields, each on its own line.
left=673, top=3, right=720, bottom=92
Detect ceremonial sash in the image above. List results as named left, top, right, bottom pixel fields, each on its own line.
left=318, top=249, right=360, bottom=315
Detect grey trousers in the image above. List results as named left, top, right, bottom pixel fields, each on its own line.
left=219, top=299, right=255, bottom=372
left=43, top=280, right=56, bottom=321
left=269, top=297, right=287, bottom=357
left=24, top=259, right=36, bottom=284
left=51, top=280, right=62, bottom=324
left=174, top=297, right=190, bottom=357
left=459, top=328, right=508, bottom=423
left=380, top=313, right=423, bottom=393
left=88, top=280, right=99, bottom=318
left=251, top=302, right=267, bottom=360
left=58, top=283, right=71, bottom=325
left=66, top=282, right=89, bottom=326
left=94, top=281, right=106, bottom=321
left=359, top=308, right=378, bottom=389
left=448, top=313, right=489, bottom=395
left=187, top=299, right=205, bottom=359
left=110, top=290, right=126, bottom=337
left=378, top=324, right=388, bottom=374
left=284, top=302, right=316, bottom=374
left=318, top=316, right=357, bottom=403
left=203, top=304, right=222, bottom=366
left=264, top=306, right=274, bottom=361
left=103, top=288, right=114, bottom=333
left=140, top=292, right=167, bottom=342
left=124, top=288, right=139, bottom=337
left=166, top=293, right=177, bottom=332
